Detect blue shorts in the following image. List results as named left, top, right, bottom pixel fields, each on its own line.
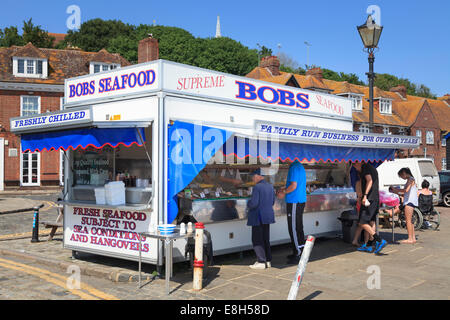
left=405, top=202, right=416, bottom=208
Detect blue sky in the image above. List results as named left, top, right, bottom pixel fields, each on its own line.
left=1, top=0, right=449, bottom=96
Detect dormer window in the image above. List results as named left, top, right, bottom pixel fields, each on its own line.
left=379, top=98, right=392, bottom=114
left=349, top=94, right=363, bottom=111
left=13, top=57, right=48, bottom=78
left=90, top=62, right=120, bottom=74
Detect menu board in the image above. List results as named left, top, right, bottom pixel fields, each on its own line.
left=73, top=147, right=113, bottom=185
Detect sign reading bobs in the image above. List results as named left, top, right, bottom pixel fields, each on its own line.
left=64, top=205, right=155, bottom=259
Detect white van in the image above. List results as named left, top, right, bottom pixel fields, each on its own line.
left=377, top=158, right=440, bottom=205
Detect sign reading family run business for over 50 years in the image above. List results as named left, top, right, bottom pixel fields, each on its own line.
left=256, top=122, right=420, bottom=148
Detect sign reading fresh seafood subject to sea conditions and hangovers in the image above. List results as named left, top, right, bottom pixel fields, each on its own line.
left=64, top=205, right=156, bottom=260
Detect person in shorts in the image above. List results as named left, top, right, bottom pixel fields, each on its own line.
left=352, top=161, right=387, bottom=254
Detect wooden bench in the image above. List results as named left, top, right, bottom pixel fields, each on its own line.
left=41, top=205, right=63, bottom=241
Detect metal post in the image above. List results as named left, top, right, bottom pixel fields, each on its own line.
left=287, top=235, right=315, bottom=300
left=367, top=52, right=375, bottom=133
left=193, top=222, right=205, bottom=291
left=31, top=205, right=43, bottom=243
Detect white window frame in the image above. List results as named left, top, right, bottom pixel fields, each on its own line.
left=398, top=127, right=406, bottom=135
left=383, top=126, right=391, bottom=135
left=349, top=94, right=363, bottom=111
left=20, top=96, right=41, bottom=116
left=442, top=158, right=447, bottom=171
left=20, top=147, right=41, bottom=187
left=359, top=124, right=370, bottom=133
left=379, top=98, right=392, bottom=114
left=13, top=57, right=48, bottom=78
left=416, top=129, right=422, bottom=144
left=89, top=62, right=120, bottom=74
left=442, top=136, right=446, bottom=147
left=426, top=130, right=434, bottom=145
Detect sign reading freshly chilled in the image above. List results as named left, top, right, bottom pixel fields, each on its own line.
left=10, top=108, right=91, bottom=133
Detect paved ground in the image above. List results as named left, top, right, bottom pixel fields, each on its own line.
left=0, top=194, right=449, bottom=300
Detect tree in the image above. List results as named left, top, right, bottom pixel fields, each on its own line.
left=257, top=45, right=272, bottom=59
left=22, top=18, right=55, bottom=48
left=374, top=73, right=436, bottom=99
left=63, top=19, right=134, bottom=52
left=194, top=37, right=259, bottom=76
left=0, top=26, right=24, bottom=47
left=322, top=68, right=365, bottom=85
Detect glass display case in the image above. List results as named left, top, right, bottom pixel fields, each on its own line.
left=177, top=160, right=356, bottom=224
left=70, top=126, right=153, bottom=205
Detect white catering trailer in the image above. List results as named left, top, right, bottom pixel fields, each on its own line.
left=10, top=60, right=419, bottom=267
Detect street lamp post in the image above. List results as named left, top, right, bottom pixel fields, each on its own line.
left=357, top=15, right=383, bottom=133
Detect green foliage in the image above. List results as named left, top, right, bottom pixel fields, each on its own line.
left=257, top=45, right=272, bottom=58
left=0, top=26, right=24, bottom=47
left=194, top=37, right=258, bottom=76
left=280, top=64, right=306, bottom=75
left=374, top=73, right=436, bottom=99
left=66, top=20, right=258, bottom=76
left=63, top=19, right=134, bottom=52
left=0, top=19, right=54, bottom=48
left=321, top=68, right=365, bottom=85
left=22, top=18, right=55, bottom=48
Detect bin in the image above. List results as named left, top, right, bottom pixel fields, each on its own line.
left=338, top=210, right=359, bottom=243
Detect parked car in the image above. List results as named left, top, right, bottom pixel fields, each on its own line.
left=377, top=158, right=440, bottom=205
left=439, top=171, right=450, bottom=207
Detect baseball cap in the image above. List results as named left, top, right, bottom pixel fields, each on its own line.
left=249, top=168, right=263, bottom=176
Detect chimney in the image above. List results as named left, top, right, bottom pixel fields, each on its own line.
left=390, top=85, right=407, bottom=99
left=138, top=35, right=159, bottom=64
left=306, top=67, right=323, bottom=81
left=260, top=55, right=280, bottom=76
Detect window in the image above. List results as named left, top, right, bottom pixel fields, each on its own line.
left=359, top=124, right=370, bottom=133
left=21, top=96, right=40, bottom=116
left=349, top=94, right=363, bottom=111
left=418, top=160, right=438, bottom=177
left=383, top=126, right=391, bottom=135
left=90, top=62, right=120, bottom=74
left=379, top=99, right=392, bottom=114
left=398, top=127, right=406, bottom=135
left=416, top=129, right=422, bottom=144
left=442, top=136, right=447, bottom=147
left=439, top=172, right=450, bottom=183
left=442, top=158, right=447, bottom=171
left=13, top=57, right=47, bottom=78
left=426, top=130, right=434, bottom=145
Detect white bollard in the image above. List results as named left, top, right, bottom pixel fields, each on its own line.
left=193, top=222, right=204, bottom=291
left=287, top=235, right=315, bottom=300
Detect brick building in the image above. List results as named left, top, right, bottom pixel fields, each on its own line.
left=246, top=56, right=450, bottom=170
left=0, top=42, right=129, bottom=191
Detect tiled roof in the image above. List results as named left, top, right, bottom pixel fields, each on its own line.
left=426, top=99, right=450, bottom=131
left=0, top=43, right=131, bottom=85
left=246, top=66, right=273, bottom=79
left=293, top=74, right=332, bottom=92
left=48, top=33, right=66, bottom=45
left=323, top=80, right=364, bottom=95
left=392, top=100, right=426, bottom=127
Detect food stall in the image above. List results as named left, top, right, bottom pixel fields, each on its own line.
left=10, top=60, right=420, bottom=266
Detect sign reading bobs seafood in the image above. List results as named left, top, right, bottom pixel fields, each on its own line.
left=64, top=205, right=155, bottom=260
left=65, top=62, right=159, bottom=105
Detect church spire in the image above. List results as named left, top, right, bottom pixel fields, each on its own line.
left=215, top=15, right=221, bottom=38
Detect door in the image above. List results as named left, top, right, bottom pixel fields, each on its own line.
left=21, top=151, right=40, bottom=186
left=0, top=138, right=4, bottom=191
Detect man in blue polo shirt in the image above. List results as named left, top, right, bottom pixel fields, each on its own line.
left=278, top=160, right=307, bottom=264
